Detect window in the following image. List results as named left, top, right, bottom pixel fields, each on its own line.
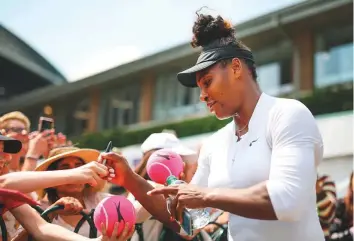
left=59, top=98, right=91, bottom=136
left=254, top=41, right=293, bottom=96
left=314, top=26, right=353, bottom=87
left=153, top=73, right=205, bottom=121
left=257, top=58, right=292, bottom=96
left=71, top=99, right=89, bottom=134
left=102, top=84, right=140, bottom=129
left=257, top=63, right=281, bottom=95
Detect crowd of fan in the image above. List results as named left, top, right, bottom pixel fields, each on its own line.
left=0, top=111, right=352, bottom=241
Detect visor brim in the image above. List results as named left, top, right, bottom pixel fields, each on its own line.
left=177, top=60, right=217, bottom=88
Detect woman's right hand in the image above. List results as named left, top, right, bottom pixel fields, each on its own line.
left=26, top=129, right=54, bottom=159
left=70, top=162, right=115, bottom=187
left=99, top=222, right=135, bottom=241
left=51, top=196, right=84, bottom=216
left=98, top=152, right=133, bottom=186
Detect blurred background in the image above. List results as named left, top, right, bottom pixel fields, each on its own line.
left=0, top=0, right=352, bottom=195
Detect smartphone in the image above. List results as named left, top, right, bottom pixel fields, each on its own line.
left=38, top=117, right=54, bottom=132
left=181, top=209, right=193, bottom=236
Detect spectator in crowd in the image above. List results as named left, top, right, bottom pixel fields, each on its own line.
left=0, top=112, right=65, bottom=237
left=34, top=147, right=114, bottom=237
left=130, top=132, right=212, bottom=241
left=0, top=133, right=25, bottom=239
left=316, top=174, right=337, bottom=240
left=330, top=172, right=353, bottom=241
left=0, top=111, right=71, bottom=172
left=139, top=132, right=198, bottom=183
left=1, top=189, right=133, bottom=241
left=34, top=146, right=148, bottom=238
left=0, top=134, right=133, bottom=241
left=0, top=111, right=47, bottom=172
left=0, top=111, right=32, bottom=172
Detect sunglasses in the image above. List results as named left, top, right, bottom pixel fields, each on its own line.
left=2, top=127, right=27, bottom=135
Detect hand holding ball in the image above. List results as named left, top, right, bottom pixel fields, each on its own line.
left=94, top=196, right=136, bottom=237
left=146, top=149, right=184, bottom=184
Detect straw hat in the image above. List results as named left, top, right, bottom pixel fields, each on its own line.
left=35, top=147, right=103, bottom=199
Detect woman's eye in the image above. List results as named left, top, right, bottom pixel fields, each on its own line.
left=204, top=79, right=211, bottom=87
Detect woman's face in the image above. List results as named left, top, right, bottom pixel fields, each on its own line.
left=54, top=157, right=85, bottom=194
left=2, top=119, right=29, bottom=156
left=196, top=58, right=247, bottom=120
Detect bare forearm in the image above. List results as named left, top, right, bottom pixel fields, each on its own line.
left=21, top=158, right=38, bottom=171
left=12, top=227, right=94, bottom=241
left=0, top=170, right=76, bottom=193
left=205, top=183, right=277, bottom=220
left=123, top=173, right=181, bottom=232
left=35, top=223, right=94, bottom=241
left=11, top=205, right=95, bottom=241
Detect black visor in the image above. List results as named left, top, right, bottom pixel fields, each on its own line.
left=177, top=46, right=254, bottom=88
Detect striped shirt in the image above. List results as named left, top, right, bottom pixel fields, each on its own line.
left=316, top=175, right=337, bottom=238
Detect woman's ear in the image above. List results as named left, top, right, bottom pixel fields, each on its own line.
left=231, top=58, right=242, bottom=79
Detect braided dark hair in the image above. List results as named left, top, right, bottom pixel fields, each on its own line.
left=191, top=10, right=257, bottom=80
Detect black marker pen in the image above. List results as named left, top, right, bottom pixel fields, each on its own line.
left=102, top=141, right=113, bottom=165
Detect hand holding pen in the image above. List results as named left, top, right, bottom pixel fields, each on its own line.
left=101, top=141, right=115, bottom=181
left=97, top=141, right=133, bottom=186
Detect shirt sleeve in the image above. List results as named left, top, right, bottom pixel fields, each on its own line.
left=3, top=199, right=25, bottom=212
left=266, top=100, right=323, bottom=222
left=190, top=142, right=211, bottom=187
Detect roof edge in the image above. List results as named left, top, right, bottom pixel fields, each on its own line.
left=0, top=25, right=67, bottom=83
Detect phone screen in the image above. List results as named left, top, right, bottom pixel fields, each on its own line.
left=39, top=117, right=54, bottom=132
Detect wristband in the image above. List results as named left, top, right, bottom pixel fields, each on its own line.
left=25, top=156, right=39, bottom=161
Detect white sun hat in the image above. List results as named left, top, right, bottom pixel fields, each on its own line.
left=141, top=133, right=196, bottom=156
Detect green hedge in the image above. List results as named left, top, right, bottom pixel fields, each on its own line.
left=74, top=82, right=353, bottom=149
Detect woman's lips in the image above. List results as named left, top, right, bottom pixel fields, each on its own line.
left=207, top=101, right=216, bottom=110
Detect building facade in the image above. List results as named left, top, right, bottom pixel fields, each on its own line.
left=0, top=25, right=67, bottom=100
left=0, top=0, right=352, bottom=136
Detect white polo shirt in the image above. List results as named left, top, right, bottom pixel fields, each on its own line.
left=191, top=93, right=325, bottom=241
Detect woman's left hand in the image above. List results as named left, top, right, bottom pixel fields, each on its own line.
left=100, top=222, right=135, bottom=241
left=147, top=184, right=209, bottom=223
left=52, top=197, right=84, bottom=216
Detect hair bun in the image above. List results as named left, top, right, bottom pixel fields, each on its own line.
left=191, top=14, right=235, bottom=48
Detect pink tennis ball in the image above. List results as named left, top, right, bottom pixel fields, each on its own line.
left=146, top=149, right=184, bottom=184
left=94, top=196, right=136, bottom=237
